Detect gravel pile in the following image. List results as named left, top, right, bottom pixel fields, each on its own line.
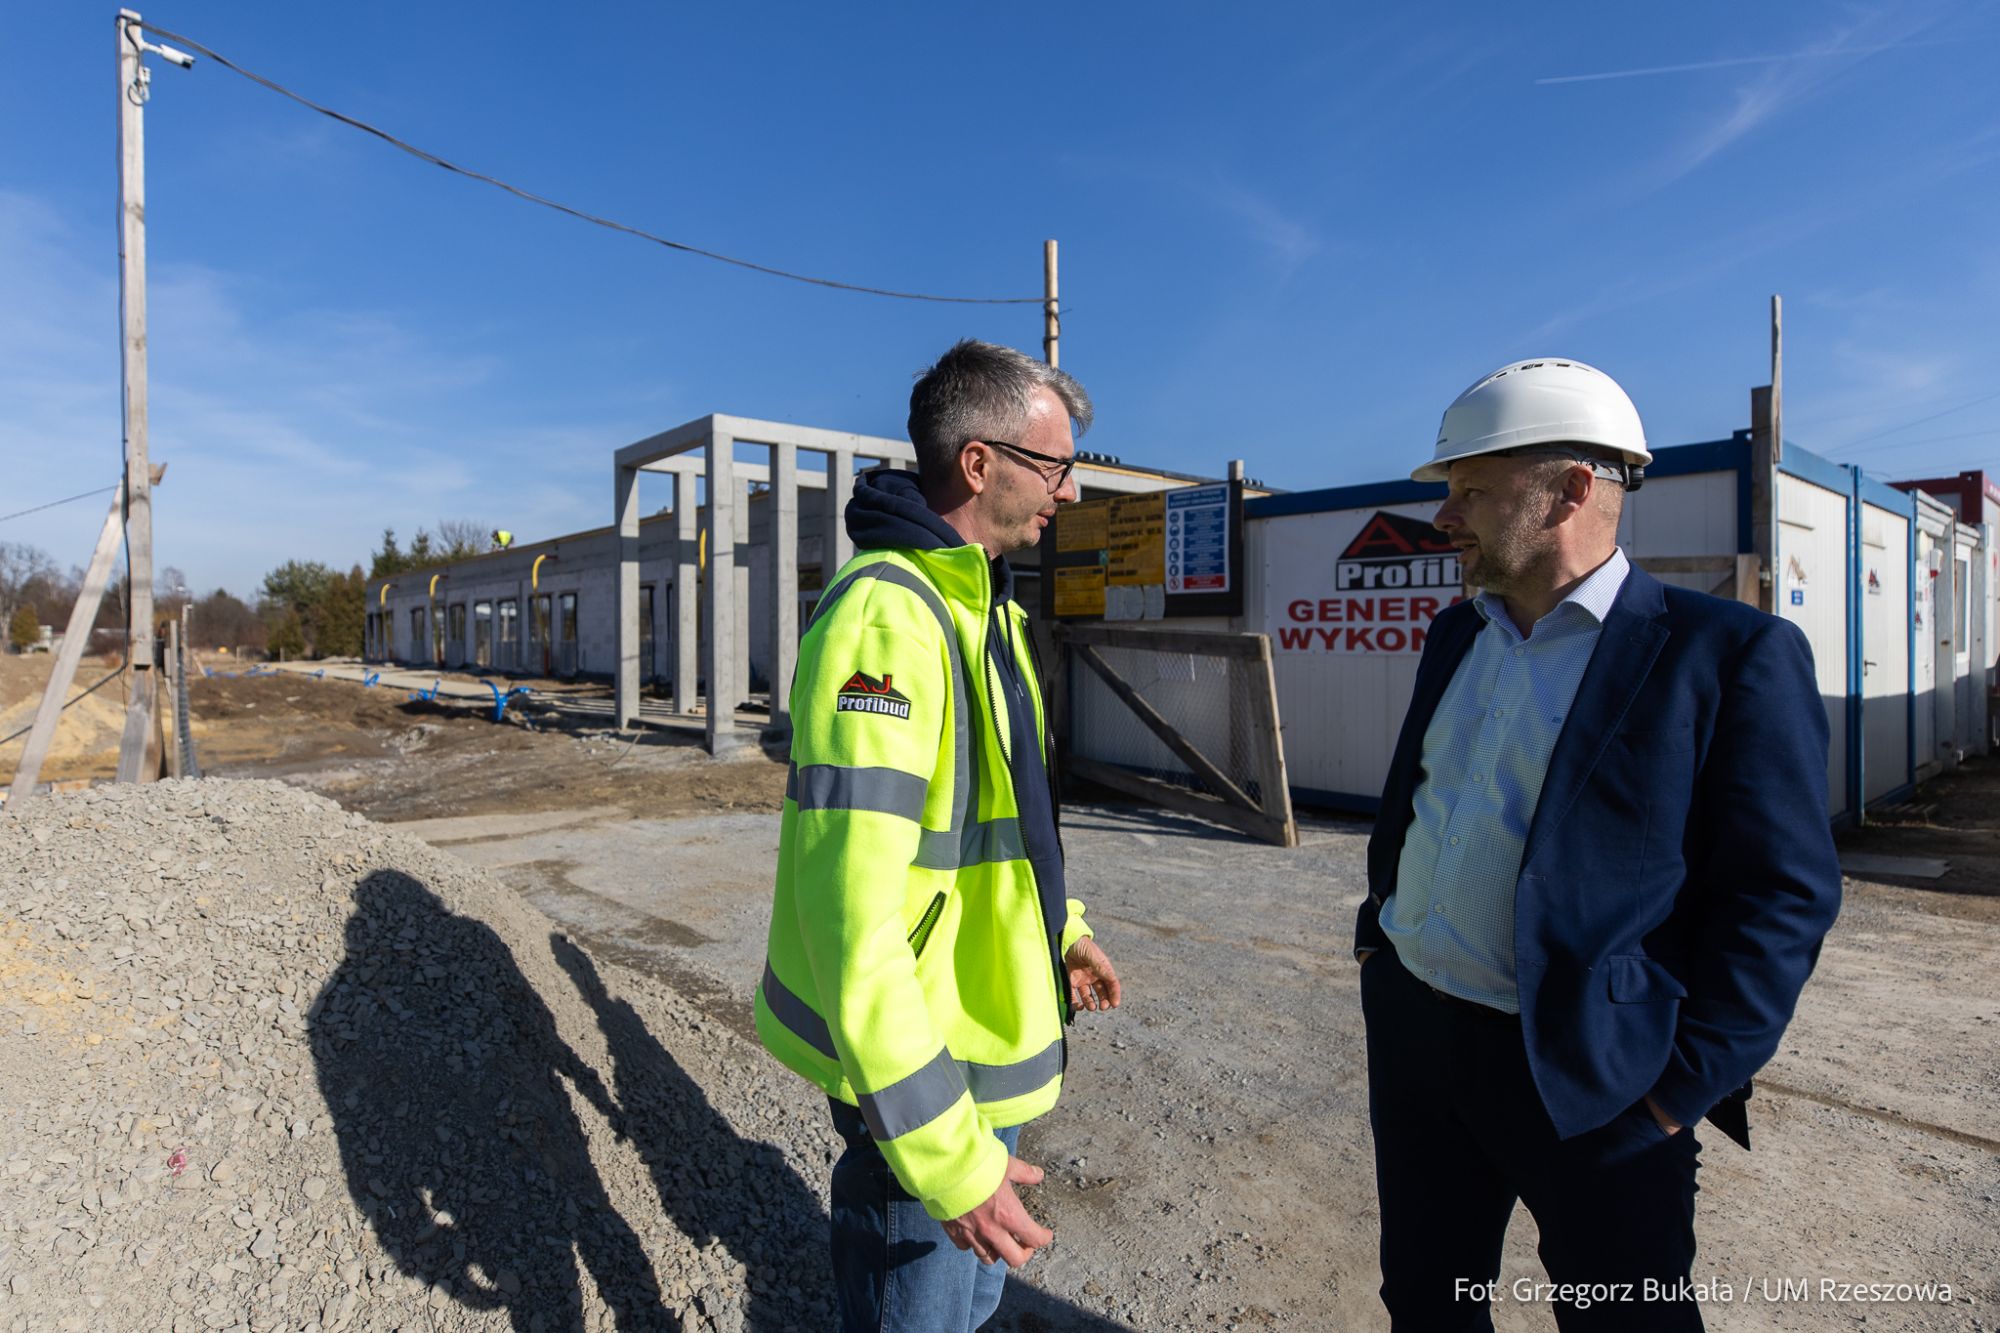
left=0, top=779, right=841, bottom=1332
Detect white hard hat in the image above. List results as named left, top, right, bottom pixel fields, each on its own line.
left=1413, top=358, right=1651, bottom=483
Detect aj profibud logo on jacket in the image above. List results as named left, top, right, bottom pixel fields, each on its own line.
left=835, top=671, right=911, bottom=720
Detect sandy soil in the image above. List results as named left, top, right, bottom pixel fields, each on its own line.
left=0, top=651, right=132, bottom=783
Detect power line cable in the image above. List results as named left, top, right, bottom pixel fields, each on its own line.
left=0, top=485, right=119, bottom=526
left=1825, top=386, right=2000, bottom=456
left=137, top=21, right=1044, bottom=307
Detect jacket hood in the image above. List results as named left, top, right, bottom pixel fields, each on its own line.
left=847, top=469, right=1015, bottom=604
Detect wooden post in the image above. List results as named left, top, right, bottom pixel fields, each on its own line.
left=1043, top=239, right=1059, bottom=368
left=162, top=619, right=182, bottom=778
left=1770, top=294, right=1783, bottom=469
left=115, top=11, right=158, bottom=783
left=7, top=497, right=126, bottom=803
left=1747, top=295, right=1784, bottom=615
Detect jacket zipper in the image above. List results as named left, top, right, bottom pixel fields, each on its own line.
left=985, top=605, right=1072, bottom=1028
left=907, top=891, right=947, bottom=959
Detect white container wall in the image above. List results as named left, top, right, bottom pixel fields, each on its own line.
left=1225, top=438, right=1986, bottom=825
left=1242, top=443, right=1752, bottom=810
left=1860, top=500, right=1912, bottom=805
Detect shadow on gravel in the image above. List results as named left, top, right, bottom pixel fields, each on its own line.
left=313, top=870, right=668, bottom=1330
left=553, top=933, right=827, bottom=1330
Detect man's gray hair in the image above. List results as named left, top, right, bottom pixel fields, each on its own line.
left=907, top=339, right=1093, bottom=485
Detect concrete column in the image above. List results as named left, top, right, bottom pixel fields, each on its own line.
left=770, top=443, right=800, bottom=735
left=826, top=449, right=856, bottom=574
left=674, top=471, right=699, bottom=716
left=705, top=430, right=738, bottom=752
left=516, top=577, right=530, bottom=673
left=615, top=462, right=642, bottom=729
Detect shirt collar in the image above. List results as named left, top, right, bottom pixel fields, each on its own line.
left=1474, top=547, right=1630, bottom=638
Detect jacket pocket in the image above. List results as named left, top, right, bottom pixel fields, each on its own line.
left=907, top=892, right=947, bottom=959
left=1607, top=954, right=1688, bottom=1003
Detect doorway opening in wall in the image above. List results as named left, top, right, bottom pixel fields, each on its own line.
left=447, top=603, right=468, bottom=668
left=531, top=593, right=552, bottom=676
left=473, top=601, right=493, bottom=669
left=557, top=591, right=579, bottom=677
left=640, top=584, right=657, bottom=684
left=408, top=609, right=424, bottom=665
left=497, top=599, right=519, bottom=672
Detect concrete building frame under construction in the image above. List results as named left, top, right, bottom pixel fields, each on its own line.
left=365, top=413, right=1232, bottom=751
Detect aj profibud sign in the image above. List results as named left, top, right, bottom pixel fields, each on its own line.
left=1267, top=509, right=1465, bottom=654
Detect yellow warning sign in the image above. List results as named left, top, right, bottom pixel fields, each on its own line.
left=1054, top=565, right=1106, bottom=618
left=1105, top=492, right=1165, bottom=586
left=1057, top=499, right=1110, bottom=552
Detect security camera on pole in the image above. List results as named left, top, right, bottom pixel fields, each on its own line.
left=113, top=10, right=193, bottom=783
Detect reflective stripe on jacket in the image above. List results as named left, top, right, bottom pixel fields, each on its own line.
left=754, top=539, right=1091, bottom=1222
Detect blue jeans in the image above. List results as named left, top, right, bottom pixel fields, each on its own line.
left=828, top=1099, right=1020, bottom=1333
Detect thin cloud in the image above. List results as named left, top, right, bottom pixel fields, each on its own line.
left=1535, top=38, right=1960, bottom=86
left=0, top=189, right=666, bottom=596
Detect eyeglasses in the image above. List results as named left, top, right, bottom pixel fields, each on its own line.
left=1495, top=446, right=1645, bottom=493
left=971, top=439, right=1076, bottom=493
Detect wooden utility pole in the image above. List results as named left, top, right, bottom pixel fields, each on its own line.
left=1042, top=239, right=1060, bottom=368
left=113, top=11, right=173, bottom=781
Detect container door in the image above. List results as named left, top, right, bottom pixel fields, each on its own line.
left=1861, top=504, right=1909, bottom=804
left=1777, top=474, right=1851, bottom=821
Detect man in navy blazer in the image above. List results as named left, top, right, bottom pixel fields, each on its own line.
left=1356, top=360, right=1842, bottom=1332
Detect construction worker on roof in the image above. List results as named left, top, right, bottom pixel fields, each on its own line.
left=754, top=338, right=1122, bottom=1332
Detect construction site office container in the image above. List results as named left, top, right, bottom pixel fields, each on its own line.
left=1238, top=437, right=1995, bottom=826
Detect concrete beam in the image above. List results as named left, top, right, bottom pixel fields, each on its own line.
left=705, top=426, right=737, bottom=753
left=614, top=462, right=642, bottom=729
left=637, top=457, right=835, bottom=488
left=826, top=449, right=855, bottom=576
left=615, top=415, right=718, bottom=469
left=673, top=470, right=698, bottom=716
left=770, top=443, right=799, bottom=736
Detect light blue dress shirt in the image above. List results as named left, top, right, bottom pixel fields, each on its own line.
left=1382, top=548, right=1631, bottom=1013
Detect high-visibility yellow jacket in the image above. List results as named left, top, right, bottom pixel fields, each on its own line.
left=755, top=476, right=1089, bottom=1222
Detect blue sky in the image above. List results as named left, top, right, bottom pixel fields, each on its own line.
left=3, top=2, right=1997, bottom=597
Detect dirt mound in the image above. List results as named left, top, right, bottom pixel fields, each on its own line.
left=0, top=659, right=129, bottom=782
left=0, top=778, right=838, bottom=1331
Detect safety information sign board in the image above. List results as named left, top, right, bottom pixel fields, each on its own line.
left=1166, top=483, right=1230, bottom=595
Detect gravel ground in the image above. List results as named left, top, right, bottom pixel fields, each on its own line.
left=0, top=779, right=846, bottom=1332
left=6, top=767, right=1996, bottom=1332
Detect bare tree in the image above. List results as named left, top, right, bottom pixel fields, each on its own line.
left=434, top=518, right=494, bottom=560
left=0, top=542, right=57, bottom=642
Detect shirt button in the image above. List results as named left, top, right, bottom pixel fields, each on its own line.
left=1450, top=836, right=1461, bottom=846
left=1491, top=709, right=1503, bottom=719
left=1513, top=647, right=1525, bottom=657
left=1431, top=904, right=1444, bottom=915
left=1427, top=968, right=1439, bottom=977
left=1472, top=773, right=1484, bottom=783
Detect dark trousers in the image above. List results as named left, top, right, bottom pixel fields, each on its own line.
left=1362, top=951, right=1704, bottom=1332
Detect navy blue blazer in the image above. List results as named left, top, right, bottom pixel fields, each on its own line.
left=1356, top=566, right=1843, bottom=1148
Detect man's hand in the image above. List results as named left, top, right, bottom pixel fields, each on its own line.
left=941, top=1156, right=1053, bottom=1268
left=1065, top=937, right=1122, bottom=1012
left=1643, top=1094, right=1683, bottom=1137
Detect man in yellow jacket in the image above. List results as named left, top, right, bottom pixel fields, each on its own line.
left=755, top=339, right=1122, bottom=1330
